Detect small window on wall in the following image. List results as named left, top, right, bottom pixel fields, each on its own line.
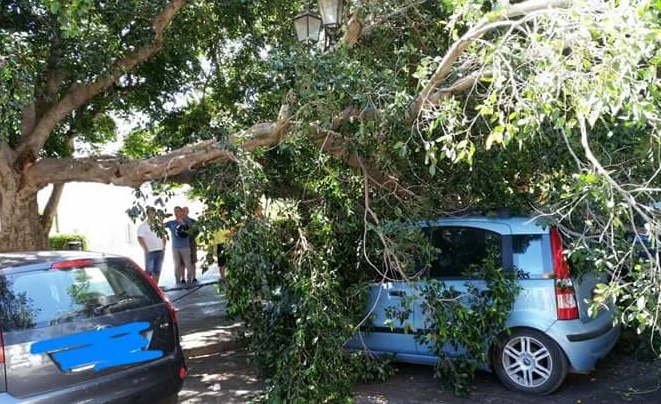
left=424, top=226, right=502, bottom=278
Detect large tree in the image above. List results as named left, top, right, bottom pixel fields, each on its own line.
left=0, top=0, right=570, bottom=251
left=0, top=0, right=304, bottom=250
left=3, top=0, right=661, bottom=398
left=2, top=0, right=632, bottom=248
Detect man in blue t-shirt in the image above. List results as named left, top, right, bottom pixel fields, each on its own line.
left=165, top=206, right=196, bottom=284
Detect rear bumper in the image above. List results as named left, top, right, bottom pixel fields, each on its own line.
left=0, top=348, right=186, bottom=404
left=546, top=313, right=621, bottom=373
left=566, top=318, right=615, bottom=342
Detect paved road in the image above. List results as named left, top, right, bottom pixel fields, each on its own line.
left=169, top=286, right=661, bottom=404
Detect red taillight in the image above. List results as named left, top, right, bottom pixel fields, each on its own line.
left=130, top=260, right=178, bottom=326
left=179, top=365, right=188, bottom=379
left=551, top=227, right=579, bottom=320
left=51, top=259, right=95, bottom=269
left=550, top=227, right=569, bottom=278
left=556, top=279, right=579, bottom=320
left=0, top=330, right=4, bottom=364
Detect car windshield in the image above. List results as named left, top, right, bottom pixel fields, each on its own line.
left=0, top=258, right=160, bottom=331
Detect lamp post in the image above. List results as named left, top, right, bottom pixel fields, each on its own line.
left=293, top=0, right=344, bottom=49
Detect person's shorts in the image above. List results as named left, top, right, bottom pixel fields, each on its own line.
left=145, top=250, right=165, bottom=275
left=216, top=244, right=228, bottom=267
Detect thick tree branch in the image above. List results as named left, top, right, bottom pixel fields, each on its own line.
left=24, top=29, right=66, bottom=139
left=427, top=70, right=492, bottom=106
left=23, top=90, right=297, bottom=189
left=407, top=0, right=570, bottom=121
left=17, top=0, right=189, bottom=157
left=312, top=124, right=415, bottom=198
left=26, top=140, right=235, bottom=188
left=237, top=90, right=296, bottom=150
left=20, top=103, right=36, bottom=140
left=238, top=122, right=284, bottom=150
left=43, top=29, right=65, bottom=101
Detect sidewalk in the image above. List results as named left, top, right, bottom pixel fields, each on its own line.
left=166, top=283, right=264, bottom=403
left=169, top=285, right=661, bottom=404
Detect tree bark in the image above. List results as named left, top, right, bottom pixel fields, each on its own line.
left=0, top=184, right=46, bottom=251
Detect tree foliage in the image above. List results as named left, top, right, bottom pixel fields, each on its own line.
left=131, top=0, right=661, bottom=400
left=0, top=0, right=304, bottom=250
left=3, top=0, right=661, bottom=401
left=188, top=0, right=661, bottom=400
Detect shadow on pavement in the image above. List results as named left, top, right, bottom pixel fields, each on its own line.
left=171, top=285, right=661, bottom=404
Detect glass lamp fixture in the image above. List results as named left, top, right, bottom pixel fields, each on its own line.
left=293, top=4, right=322, bottom=44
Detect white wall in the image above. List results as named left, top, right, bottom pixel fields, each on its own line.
left=39, top=183, right=203, bottom=265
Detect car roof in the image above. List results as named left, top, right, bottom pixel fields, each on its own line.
left=420, top=216, right=553, bottom=235
left=0, top=251, right=122, bottom=271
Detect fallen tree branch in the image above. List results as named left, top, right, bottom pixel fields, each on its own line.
left=27, top=140, right=236, bottom=188
left=312, top=124, right=416, bottom=198
left=20, top=2, right=570, bottom=197
left=427, top=70, right=492, bottom=107
left=407, top=0, right=570, bottom=121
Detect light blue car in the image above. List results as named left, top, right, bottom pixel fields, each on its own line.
left=345, top=216, right=620, bottom=395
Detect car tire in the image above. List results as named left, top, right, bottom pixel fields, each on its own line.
left=492, top=328, right=568, bottom=395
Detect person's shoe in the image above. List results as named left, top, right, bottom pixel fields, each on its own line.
left=178, top=279, right=186, bottom=284
left=192, top=278, right=198, bottom=283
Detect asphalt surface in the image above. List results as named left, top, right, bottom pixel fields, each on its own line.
left=168, top=283, right=661, bottom=404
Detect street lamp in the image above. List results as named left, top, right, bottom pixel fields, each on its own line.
left=317, top=0, right=343, bottom=31
left=293, top=0, right=344, bottom=49
left=293, top=4, right=322, bottom=45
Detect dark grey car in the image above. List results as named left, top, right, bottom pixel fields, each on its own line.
left=0, top=251, right=186, bottom=403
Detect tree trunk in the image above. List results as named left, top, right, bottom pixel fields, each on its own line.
left=41, top=183, right=65, bottom=237
left=0, top=187, right=47, bottom=251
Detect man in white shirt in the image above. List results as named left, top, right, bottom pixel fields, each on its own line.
left=137, top=206, right=167, bottom=284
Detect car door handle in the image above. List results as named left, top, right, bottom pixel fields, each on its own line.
left=388, top=290, right=406, bottom=297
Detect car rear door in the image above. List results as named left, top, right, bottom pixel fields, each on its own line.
left=414, top=221, right=511, bottom=357
left=0, top=257, right=176, bottom=401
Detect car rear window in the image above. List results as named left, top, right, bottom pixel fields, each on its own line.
left=0, top=258, right=161, bottom=332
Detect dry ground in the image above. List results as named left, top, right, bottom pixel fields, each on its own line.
left=170, top=286, right=661, bottom=404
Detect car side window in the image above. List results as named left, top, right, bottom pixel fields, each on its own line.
left=425, top=226, right=502, bottom=279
